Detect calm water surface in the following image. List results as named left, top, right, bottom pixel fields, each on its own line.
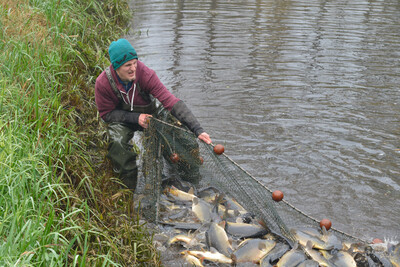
left=127, top=0, right=400, bottom=241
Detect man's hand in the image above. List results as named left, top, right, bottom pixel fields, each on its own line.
left=139, top=114, right=152, bottom=129
left=198, top=132, right=212, bottom=144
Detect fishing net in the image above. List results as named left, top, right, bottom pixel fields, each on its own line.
left=136, top=107, right=367, bottom=248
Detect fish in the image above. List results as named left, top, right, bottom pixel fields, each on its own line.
left=297, top=227, right=342, bottom=250
left=168, top=208, right=192, bottom=220
left=345, top=241, right=367, bottom=253
left=290, top=228, right=334, bottom=250
left=215, top=203, right=240, bottom=219
left=223, top=195, right=246, bottom=212
left=167, top=234, right=193, bottom=246
left=159, top=201, right=184, bottom=213
left=231, top=238, right=276, bottom=264
left=205, top=221, right=233, bottom=257
left=259, top=242, right=290, bottom=267
left=158, top=194, right=185, bottom=211
left=181, top=251, right=204, bottom=267
left=330, top=250, right=357, bottom=267
left=303, top=240, right=337, bottom=267
left=186, top=248, right=233, bottom=264
left=192, top=196, right=214, bottom=223
left=167, top=233, right=205, bottom=249
left=276, top=242, right=307, bottom=267
left=320, top=227, right=343, bottom=250
left=224, top=221, right=268, bottom=239
left=352, top=252, right=370, bottom=267
left=301, top=227, right=342, bottom=248
left=197, top=186, right=222, bottom=203
left=297, top=259, right=320, bottom=267
left=157, top=221, right=203, bottom=230
left=166, top=185, right=196, bottom=202
left=365, top=245, right=392, bottom=266
left=210, top=194, right=230, bottom=221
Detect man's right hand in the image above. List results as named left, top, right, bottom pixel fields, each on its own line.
left=139, top=114, right=152, bottom=129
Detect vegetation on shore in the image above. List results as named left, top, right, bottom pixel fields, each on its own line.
left=0, top=0, right=160, bottom=265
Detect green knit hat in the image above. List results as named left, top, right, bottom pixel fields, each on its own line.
left=108, top=39, right=138, bottom=70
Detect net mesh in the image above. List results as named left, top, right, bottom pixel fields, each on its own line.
left=137, top=108, right=367, bottom=247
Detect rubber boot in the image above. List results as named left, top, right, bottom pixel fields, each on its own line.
left=119, top=168, right=138, bottom=190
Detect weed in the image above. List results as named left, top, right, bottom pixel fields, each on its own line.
left=0, top=0, right=161, bottom=265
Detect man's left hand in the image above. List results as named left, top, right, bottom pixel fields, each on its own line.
left=139, top=114, right=152, bottom=128
left=198, top=132, right=212, bottom=144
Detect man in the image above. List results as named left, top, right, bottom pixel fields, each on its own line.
left=95, top=38, right=212, bottom=190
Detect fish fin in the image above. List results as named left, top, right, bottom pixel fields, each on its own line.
left=209, top=247, right=218, bottom=253
left=231, top=253, right=237, bottom=264
left=306, top=240, right=313, bottom=249
left=199, top=256, right=205, bottom=264
left=211, top=194, right=225, bottom=215
left=228, top=246, right=234, bottom=256
left=205, top=232, right=211, bottom=248
left=234, top=209, right=240, bottom=217
left=168, top=186, right=178, bottom=196
left=188, top=187, right=194, bottom=195
left=212, top=193, right=224, bottom=204
left=258, top=219, right=270, bottom=230
left=292, top=241, right=299, bottom=250
left=192, top=196, right=199, bottom=205
left=322, top=226, right=328, bottom=236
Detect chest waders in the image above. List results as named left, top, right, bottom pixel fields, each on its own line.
left=105, top=68, right=201, bottom=190
left=105, top=67, right=157, bottom=190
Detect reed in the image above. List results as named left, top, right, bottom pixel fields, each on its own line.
left=0, top=0, right=160, bottom=265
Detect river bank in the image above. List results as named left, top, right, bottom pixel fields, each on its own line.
left=0, top=0, right=160, bottom=265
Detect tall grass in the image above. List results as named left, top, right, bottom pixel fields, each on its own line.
left=0, top=0, right=160, bottom=265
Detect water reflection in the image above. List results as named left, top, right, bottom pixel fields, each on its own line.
left=128, top=0, right=400, bottom=240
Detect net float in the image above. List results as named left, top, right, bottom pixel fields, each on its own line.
left=372, top=238, right=383, bottom=244
left=213, top=144, right=225, bottom=155
left=272, top=190, right=284, bottom=202
left=320, top=219, right=332, bottom=231
left=170, top=153, right=180, bottom=163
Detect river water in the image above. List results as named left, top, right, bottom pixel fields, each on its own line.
left=126, top=0, right=400, bottom=241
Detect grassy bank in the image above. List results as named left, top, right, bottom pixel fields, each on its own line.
left=0, top=0, right=160, bottom=265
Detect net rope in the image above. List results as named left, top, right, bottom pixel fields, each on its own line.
left=137, top=115, right=368, bottom=247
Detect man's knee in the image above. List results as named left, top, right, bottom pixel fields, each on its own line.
left=106, top=122, right=139, bottom=177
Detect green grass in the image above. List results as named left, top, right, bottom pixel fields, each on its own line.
left=0, top=0, right=161, bottom=265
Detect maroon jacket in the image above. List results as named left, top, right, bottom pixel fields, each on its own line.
left=95, top=61, right=205, bottom=136
left=95, top=61, right=180, bottom=119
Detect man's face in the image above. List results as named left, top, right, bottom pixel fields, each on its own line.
left=116, top=59, right=138, bottom=82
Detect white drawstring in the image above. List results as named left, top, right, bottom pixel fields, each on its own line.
left=120, top=91, right=128, bottom=105
left=130, top=83, right=136, bottom=111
